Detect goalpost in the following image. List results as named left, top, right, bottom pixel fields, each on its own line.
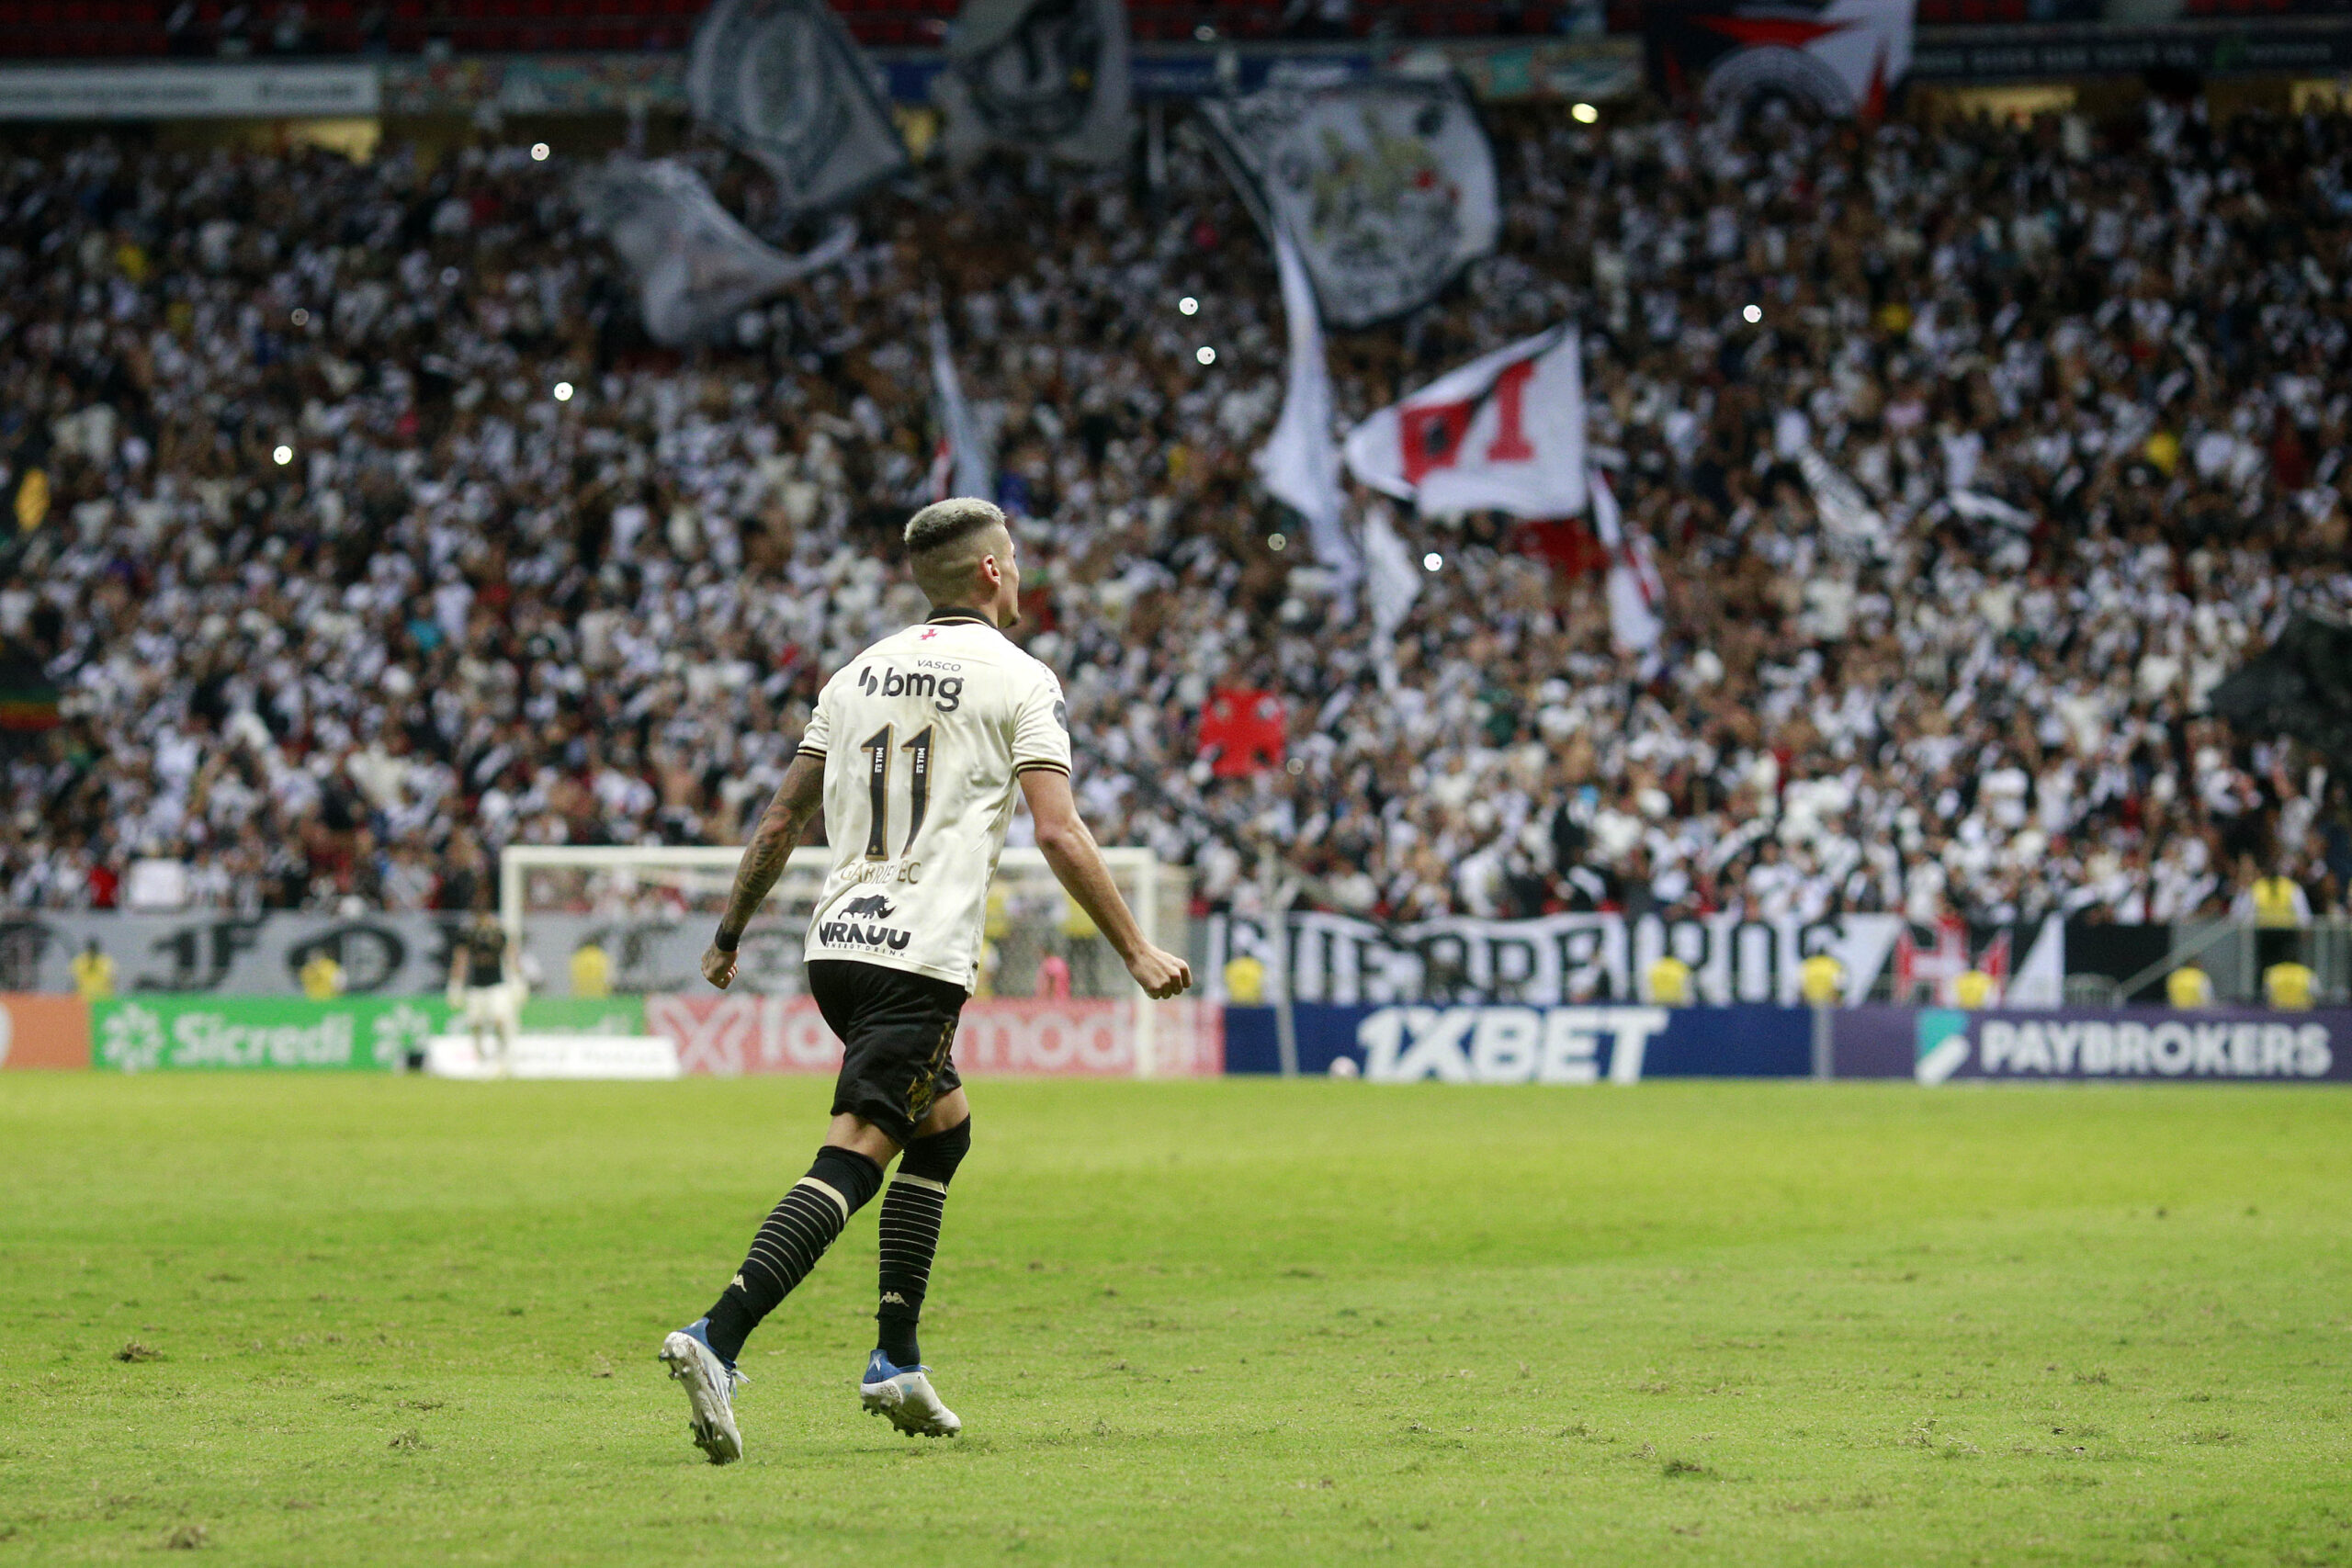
left=498, top=844, right=1194, bottom=1077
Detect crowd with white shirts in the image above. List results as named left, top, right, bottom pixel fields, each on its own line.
left=1, top=95, right=2348, bottom=933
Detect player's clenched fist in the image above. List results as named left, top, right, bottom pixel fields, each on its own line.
left=1125, top=945, right=1193, bottom=1000
left=701, top=943, right=739, bottom=991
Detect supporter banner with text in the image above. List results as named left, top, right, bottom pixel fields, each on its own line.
left=1224, top=1002, right=1810, bottom=1080
left=1210, top=909, right=1908, bottom=1008
left=90, top=996, right=449, bottom=1073
left=645, top=994, right=1221, bottom=1077
left=1210, top=910, right=2061, bottom=1009
left=1198, top=77, right=1498, bottom=330
left=1830, top=1006, right=2352, bottom=1085
left=0, top=912, right=738, bottom=999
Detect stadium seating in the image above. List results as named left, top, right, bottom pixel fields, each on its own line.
left=0, top=102, right=2346, bottom=931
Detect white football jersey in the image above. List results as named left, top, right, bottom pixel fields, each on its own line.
left=797, top=612, right=1072, bottom=990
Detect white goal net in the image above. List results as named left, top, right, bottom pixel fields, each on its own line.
left=497, top=844, right=1211, bottom=1077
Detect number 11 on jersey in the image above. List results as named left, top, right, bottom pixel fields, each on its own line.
left=860, top=725, right=933, bottom=860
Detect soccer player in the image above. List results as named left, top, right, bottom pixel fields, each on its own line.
left=659, top=497, right=1192, bottom=1464
left=447, top=906, right=521, bottom=1076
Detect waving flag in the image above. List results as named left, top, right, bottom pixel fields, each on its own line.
left=1199, top=77, right=1497, bottom=330
left=936, top=0, right=1132, bottom=164
left=574, top=159, right=854, bottom=345
left=689, top=0, right=908, bottom=215
left=1590, top=468, right=1664, bottom=653
left=1258, top=224, right=1356, bottom=580
left=1645, top=0, right=1916, bottom=118
left=928, top=314, right=992, bottom=503
left=1341, top=326, right=1586, bottom=519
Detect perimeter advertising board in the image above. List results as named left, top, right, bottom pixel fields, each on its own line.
left=90, top=997, right=448, bottom=1073
left=1830, top=1007, right=2352, bottom=1085
left=83, top=995, right=643, bottom=1072
left=1224, top=1003, right=1811, bottom=1081
left=643, top=994, right=1222, bottom=1078
left=0, top=995, right=89, bottom=1069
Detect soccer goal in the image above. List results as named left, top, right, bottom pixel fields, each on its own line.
left=497, top=844, right=1206, bottom=1077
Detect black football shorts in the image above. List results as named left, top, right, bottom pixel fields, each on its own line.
left=806, top=959, right=968, bottom=1145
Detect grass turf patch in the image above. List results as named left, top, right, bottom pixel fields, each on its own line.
left=0, top=1075, right=2347, bottom=1564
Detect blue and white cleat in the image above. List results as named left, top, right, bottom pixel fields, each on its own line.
left=859, top=1350, right=962, bottom=1438
left=659, top=1317, right=746, bottom=1464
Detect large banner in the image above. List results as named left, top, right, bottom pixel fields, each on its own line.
left=1645, top=0, right=1915, bottom=118
left=1341, top=325, right=1585, bottom=519
left=575, top=159, right=856, bottom=345
left=6, top=909, right=2059, bottom=1008
left=1214, top=909, right=1887, bottom=1008
left=1226, top=1001, right=1809, bottom=1081
left=91, top=996, right=447, bottom=1074
left=936, top=0, right=1131, bottom=164
left=644, top=993, right=1221, bottom=1077
left=0, top=911, right=791, bottom=999
left=1833, top=1006, right=2352, bottom=1085
left=1212, top=910, right=2063, bottom=1010
left=1198, top=78, right=1498, bottom=330
left=688, top=0, right=907, bottom=214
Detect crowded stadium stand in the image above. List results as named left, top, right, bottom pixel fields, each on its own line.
left=0, top=0, right=2347, bottom=1023
left=2, top=92, right=2347, bottom=948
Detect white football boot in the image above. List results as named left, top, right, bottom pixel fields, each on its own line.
left=660, top=1318, right=746, bottom=1463
left=860, top=1350, right=962, bottom=1438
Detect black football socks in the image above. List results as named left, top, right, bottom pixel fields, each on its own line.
left=876, top=1117, right=972, bottom=1368
left=705, top=1145, right=885, bottom=1366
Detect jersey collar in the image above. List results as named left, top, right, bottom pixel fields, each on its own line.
left=923, top=610, right=996, bottom=630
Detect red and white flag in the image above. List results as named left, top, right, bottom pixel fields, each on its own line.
left=1341, top=326, right=1585, bottom=519
left=1590, top=466, right=1665, bottom=653
left=929, top=313, right=991, bottom=502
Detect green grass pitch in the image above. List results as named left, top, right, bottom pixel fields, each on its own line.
left=1, top=1075, right=2348, bottom=1565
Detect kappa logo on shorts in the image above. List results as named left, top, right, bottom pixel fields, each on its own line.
left=842, top=894, right=897, bottom=919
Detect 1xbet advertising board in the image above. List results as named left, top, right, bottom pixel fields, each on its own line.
left=1224, top=1003, right=1811, bottom=1081
left=1830, top=1007, right=2352, bottom=1085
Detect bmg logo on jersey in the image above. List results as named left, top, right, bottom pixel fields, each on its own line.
left=857, top=663, right=963, bottom=712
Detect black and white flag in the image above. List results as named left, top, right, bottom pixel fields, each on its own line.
left=575, top=159, right=855, bottom=345
left=1257, top=222, right=1357, bottom=581
left=929, top=315, right=994, bottom=502
left=689, top=0, right=908, bottom=215
left=936, top=0, right=1132, bottom=164
left=1198, top=77, right=1498, bottom=330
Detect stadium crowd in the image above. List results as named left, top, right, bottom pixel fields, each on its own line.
left=2, top=96, right=2350, bottom=934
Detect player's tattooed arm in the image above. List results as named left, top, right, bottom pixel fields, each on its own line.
left=703, top=751, right=826, bottom=989
left=1019, top=767, right=1193, bottom=1001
